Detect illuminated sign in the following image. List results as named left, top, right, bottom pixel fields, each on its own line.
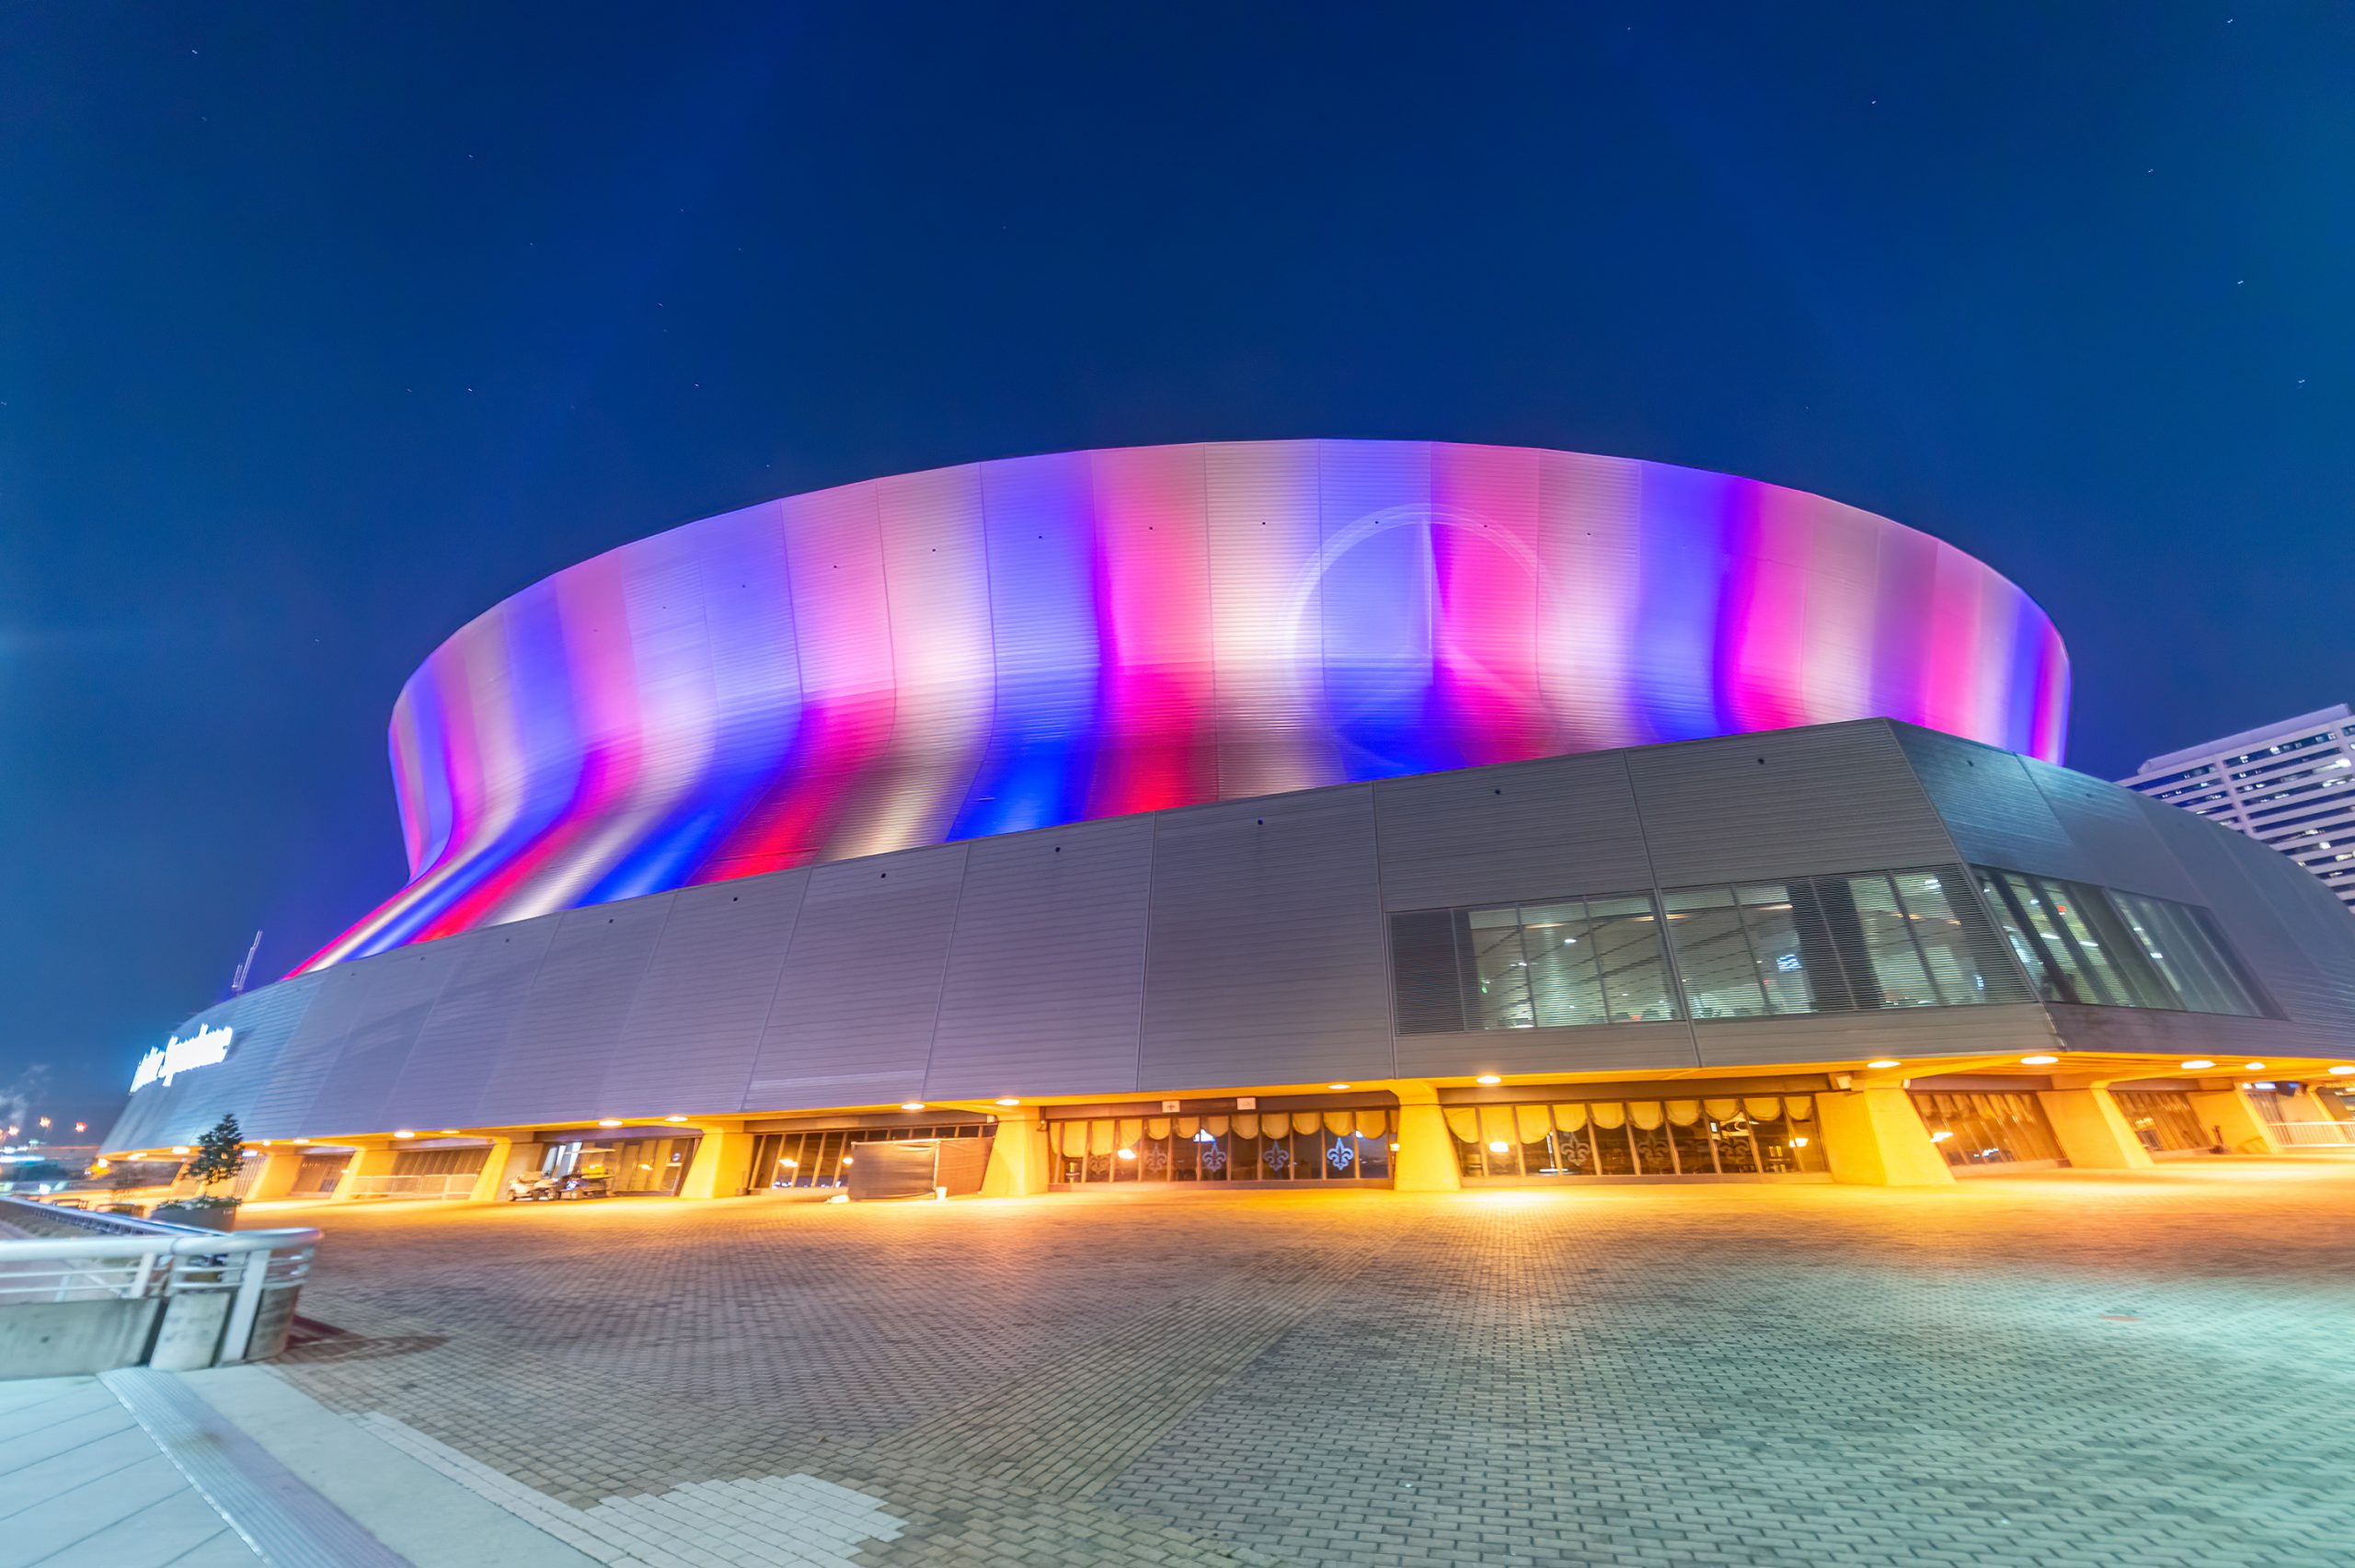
left=130, top=1024, right=235, bottom=1092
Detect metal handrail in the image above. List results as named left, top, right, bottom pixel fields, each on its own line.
left=2268, top=1119, right=2355, bottom=1147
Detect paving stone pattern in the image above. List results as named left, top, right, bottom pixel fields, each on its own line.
left=262, top=1164, right=2355, bottom=1566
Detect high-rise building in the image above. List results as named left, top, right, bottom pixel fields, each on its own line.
left=2119, top=704, right=2355, bottom=910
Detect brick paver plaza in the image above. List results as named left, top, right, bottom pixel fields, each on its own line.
left=254, top=1162, right=2355, bottom=1566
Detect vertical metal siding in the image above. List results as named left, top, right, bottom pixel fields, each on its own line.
left=1893, top=724, right=2099, bottom=880
left=746, top=846, right=970, bottom=1108
left=607, top=873, right=807, bottom=1117
left=2020, top=758, right=2203, bottom=902
left=472, top=896, right=672, bottom=1127
left=1395, top=1022, right=1700, bottom=1081
left=296, top=942, right=464, bottom=1135
left=1371, top=751, right=1653, bottom=910
left=1628, top=722, right=1954, bottom=886
left=245, top=965, right=375, bottom=1135
left=1138, top=787, right=1394, bottom=1090
left=925, top=815, right=1154, bottom=1100
left=384, top=921, right=557, bottom=1129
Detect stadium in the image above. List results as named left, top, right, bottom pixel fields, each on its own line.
left=101, top=441, right=2355, bottom=1201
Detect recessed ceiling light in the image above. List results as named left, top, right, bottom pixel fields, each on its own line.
left=663, top=1115, right=686, bottom=1123
left=1327, top=1082, right=1350, bottom=1090
left=901, top=1102, right=925, bottom=1111
left=596, top=1118, right=622, bottom=1127
left=2180, top=1059, right=2215, bottom=1070
left=2021, top=1056, right=2058, bottom=1066
left=1487, top=1140, right=1511, bottom=1153
left=393, top=1129, right=417, bottom=1139
left=2243, top=1062, right=2266, bottom=1071
left=994, top=1096, right=1020, bottom=1106
left=1476, top=1074, right=1502, bottom=1085
left=1866, top=1059, right=1901, bottom=1070
left=2331, top=1065, right=2355, bottom=1076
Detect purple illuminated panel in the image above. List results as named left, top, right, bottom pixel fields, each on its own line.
left=301, top=441, right=2070, bottom=970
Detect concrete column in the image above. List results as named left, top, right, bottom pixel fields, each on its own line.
left=328, top=1143, right=399, bottom=1202
left=465, top=1137, right=527, bottom=1203
left=2185, top=1087, right=2279, bottom=1154
left=677, top=1122, right=751, bottom=1200
left=981, top=1111, right=1049, bottom=1197
left=1390, top=1083, right=1461, bottom=1193
left=1817, top=1088, right=1955, bottom=1187
left=240, top=1148, right=305, bottom=1204
left=2036, top=1088, right=2154, bottom=1170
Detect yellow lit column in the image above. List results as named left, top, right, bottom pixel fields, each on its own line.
left=465, top=1137, right=527, bottom=1203
left=328, top=1143, right=399, bottom=1202
left=2184, top=1086, right=2279, bottom=1154
left=981, top=1110, right=1048, bottom=1197
left=677, top=1122, right=752, bottom=1200
left=1390, top=1082, right=1461, bottom=1193
left=2037, top=1088, right=2154, bottom=1170
left=240, top=1148, right=305, bottom=1204
left=1817, top=1088, right=1956, bottom=1187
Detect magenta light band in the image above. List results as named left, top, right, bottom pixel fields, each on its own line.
left=298, top=441, right=2070, bottom=972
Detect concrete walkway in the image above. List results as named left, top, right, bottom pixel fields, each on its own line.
left=0, top=1366, right=600, bottom=1568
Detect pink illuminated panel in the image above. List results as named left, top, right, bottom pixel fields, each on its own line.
left=299, top=441, right=2071, bottom=970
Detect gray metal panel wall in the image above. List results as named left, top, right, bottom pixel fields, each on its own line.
left=607, top=874, right=806, bottom=1117
left=925, top=816, right=1153, bottom=1101
left=1627, top=721, right=1953, bottom=887
left=2021, top=759, right=2203, bottom=902
left=383, top=921, right=557, bottom=1130
left=473, top=897, right=672, bottom=1127
left=102, top=974, right=327, bottom=1151
left=1396, top=1022, right=1696, bottom=1081
left=1893, top=725, right=2099, bottom=881
left=245, top=965, right=374, bottom=1135
left=297, top=941, right=465, bottom=1135
left=748, top=846, right=969, bottom=1108
left=1371, top=750, right=1653, bottom=911
left=1138, top=787, right=1394, bottom=1090
left=2043, top=1002, right=2339, bottom=1061
left=1691, top=1005, right=2056, bottom=1070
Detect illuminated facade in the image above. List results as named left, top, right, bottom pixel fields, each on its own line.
left=302, top=441, right=2068, bottom=971
left=104, top=444, right=2355, bottom=1199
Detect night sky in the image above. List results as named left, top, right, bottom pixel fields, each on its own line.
left=4, top=4, right=2349, bottom=1131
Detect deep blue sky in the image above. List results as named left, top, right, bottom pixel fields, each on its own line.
left=4, top=4, right=2349, bottom=1129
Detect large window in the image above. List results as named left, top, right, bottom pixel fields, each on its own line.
left=1391, top=892, right=1680, bottom=1034
left=1446, top=1096, right=1827, bottom=1178
left=1909, top=1090, right=2063, bottom=1168
left=751, top=1122, right=992, bottom=1191
left=2111, top=1089, right=2210, bottom=1154
left=1662, top=868, right=2027, bottom=1018
left=1973, top=870, right=2267, bottom=1016
left=1047, top=1108, right=1391, bottom=1185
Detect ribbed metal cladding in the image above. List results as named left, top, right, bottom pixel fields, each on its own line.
left=605, top=873, right=807, bottom=1118
left=472, top=896, right=671, bottom=1127
left=924, top=815, right=1154, bottom=1101
left=377, top=921, right=554, bottom=1130
left=746, top=846, right=969, bottom=1105
left=2021, top=756, right=2203, bottom=902
left=1628, top=723, right=1956, bottom=886
left=1893, top=724, right=2102, bottom=883
left=1138, top=787, right=1395, bottom=1092
left=1371, top=750, right=1652, bottom=912
left=295, top=940, right=461, bottom=1136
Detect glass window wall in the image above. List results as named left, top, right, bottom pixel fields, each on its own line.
left=1974, top=869, right=2267, bottom=1017
left=751, top=1122, right=992, bottom=1191
left=1047, top=1108, right=1392, bottom=1185
left=1908, top=1090, right=2063, bottom=1167
left=1446, top=1096, right=1827, bottom=1178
